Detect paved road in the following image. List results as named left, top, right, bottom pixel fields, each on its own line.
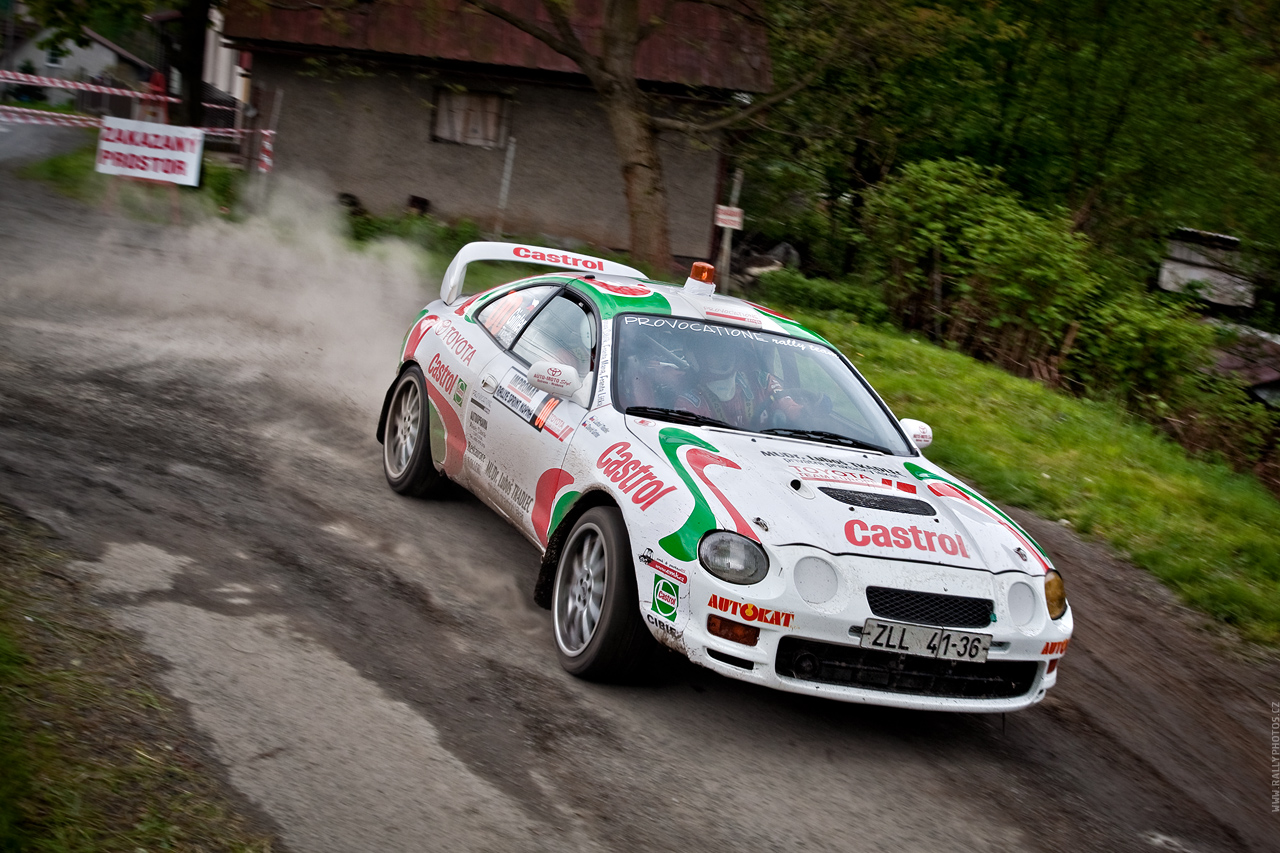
left=1, top=125, right=1275, bottom=853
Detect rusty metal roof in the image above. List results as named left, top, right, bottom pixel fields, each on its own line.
left=223, top=0, right=772, bottom=92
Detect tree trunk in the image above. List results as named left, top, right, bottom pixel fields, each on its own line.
left=597, top=86, right=674, bottom=274
left=176, top=0, right=210, bottom=129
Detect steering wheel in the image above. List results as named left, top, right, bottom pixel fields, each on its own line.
left=640, top=334, right=690, bottom=370
left=771, top=388, right=830, bottom=427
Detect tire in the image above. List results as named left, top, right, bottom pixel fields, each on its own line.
left=382, top=365, right=444, bottom=497
left=552, top=506, right=654, bottom=681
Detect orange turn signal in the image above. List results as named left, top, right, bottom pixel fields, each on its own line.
left=707, top=614, right=760, bottom=646
left=690, top=262, right=715, bottom=283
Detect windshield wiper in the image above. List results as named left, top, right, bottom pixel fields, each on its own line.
left=759, top=427, right=891, bottom=455
left=624, top=406, right=737, bottom=430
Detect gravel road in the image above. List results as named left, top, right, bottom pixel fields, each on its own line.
left=1, top=125, right=1276, bottom=853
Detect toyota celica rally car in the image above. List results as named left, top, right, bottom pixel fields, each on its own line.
left=377, top=241, right=1072, bottom=712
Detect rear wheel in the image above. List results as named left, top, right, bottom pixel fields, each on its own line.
left=552, top=507, right=653, bottom=680
left=382, top=365, right=444, bottom=497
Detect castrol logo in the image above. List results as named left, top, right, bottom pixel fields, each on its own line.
left=597, top=442, right=676, bottom=510
left=513, top=245, right=605, bottom=270
left=427, top=353, right=458, bottom=396
left=845, top=519, right=970, bottom=558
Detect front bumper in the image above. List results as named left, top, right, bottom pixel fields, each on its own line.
left=664, top=547, right=1072, bottom=713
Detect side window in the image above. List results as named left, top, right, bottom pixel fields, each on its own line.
left=477, top=285, right=556, bottom=349
left=512, top=295, right=594, bottom=374
left=512, top=295, right=596, bottom=406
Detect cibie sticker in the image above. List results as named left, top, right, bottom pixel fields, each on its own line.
left=652, top=575, right=679, bottom=621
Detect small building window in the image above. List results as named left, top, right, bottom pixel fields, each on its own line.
left=45, top=46, right=67, bottom=68
left=434, top=90, right=510, bottom=148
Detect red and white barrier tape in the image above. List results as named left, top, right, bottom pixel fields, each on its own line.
left=0, top=107, right=265, bottom=139
left=0, top=107, right=276, bottom=163
left=0, top=104, right=102, bottom=128
left=258, top=130, right=274, bottom=174
left=201, top=127, right=249, bottom=138
left=0, top=69, right=181, bottom=103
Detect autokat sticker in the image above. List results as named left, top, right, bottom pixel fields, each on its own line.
left=708, top=595, right=794, bottom=628
left=492, top=366, right=573, bottom=441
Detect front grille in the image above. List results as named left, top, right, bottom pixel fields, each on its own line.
left=866, top=586, right=993, bottom=628
left=819, top=487, right=936, bottom=516
left=776, top=637, right=1038, bottom=699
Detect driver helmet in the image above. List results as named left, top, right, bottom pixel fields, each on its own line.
left=685, top=333, right=742, bottom=381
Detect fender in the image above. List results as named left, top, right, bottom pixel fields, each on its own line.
left=375, top=362, right=415, bottom=445
left=533, top=488, right=616, bottom=609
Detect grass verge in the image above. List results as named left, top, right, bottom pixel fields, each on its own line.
left=0, top=504, right=276, bottom=853
left=792, top=308, right=1280, bottom=646
left=17, top=143, right=104, bottom=200
left=19, top=142, right=246, bottom=218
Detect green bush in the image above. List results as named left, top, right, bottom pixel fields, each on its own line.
left=862, top=158, right=1101, bottom=375
left=756, top=268, right=889, bottom=323
left=11, top=60, right=46, bottom=103
left=1064, top=294, right=1215, bottom=404
left=347, top=211, right=484, bottom=256
left=1061, top=293, right=1280, bottom=470
left=201, top=160, right=243, bottom=213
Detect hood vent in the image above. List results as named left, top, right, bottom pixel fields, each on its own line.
left=819, top=487, right=936, bottom=516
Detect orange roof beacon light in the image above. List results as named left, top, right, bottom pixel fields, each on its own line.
left=684, top=261, right=717, bottom=297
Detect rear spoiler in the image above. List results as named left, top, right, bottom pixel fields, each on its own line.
left=440, top=241, right=647, bottom=304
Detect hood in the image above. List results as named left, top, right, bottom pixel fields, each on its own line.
left=623, top=417, right=1052, bottom=576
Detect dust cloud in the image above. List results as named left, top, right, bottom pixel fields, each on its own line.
left=0, top=176, right=434, bottom=417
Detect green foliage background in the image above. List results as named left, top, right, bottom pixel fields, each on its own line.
left=739, top=0, right=1280, bottom=497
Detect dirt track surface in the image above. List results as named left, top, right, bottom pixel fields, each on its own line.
left=1, top=126, right=1277, bottom=853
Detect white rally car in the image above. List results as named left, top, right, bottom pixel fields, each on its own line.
left=377, top=242, right=1072, bottom=712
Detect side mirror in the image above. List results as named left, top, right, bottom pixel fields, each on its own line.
left=900, top=418, right=933, bottom=449
left=527, top=361, right=583, bottom=398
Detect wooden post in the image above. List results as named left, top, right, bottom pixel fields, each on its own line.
left=716, top=168, right=744, bottom=289
left=493, top=136, right=517, bottom=237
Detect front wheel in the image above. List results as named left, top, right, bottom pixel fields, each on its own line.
left=382, top=365, right=444, bottom=497
left=552, top=507, right=654, bottom=681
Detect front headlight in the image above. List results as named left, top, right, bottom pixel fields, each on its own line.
left=698, top=531, right=769, bottom=585
left=1045, top=570, right=1068, bottom=619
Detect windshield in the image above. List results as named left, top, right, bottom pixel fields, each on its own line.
left=613, top=314, right=913, bottom=456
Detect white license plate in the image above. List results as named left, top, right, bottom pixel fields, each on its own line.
left=862, top=619, right=991, bottom=663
